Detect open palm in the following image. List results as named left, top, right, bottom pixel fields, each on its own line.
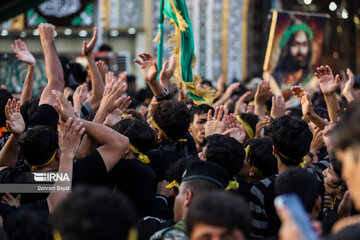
left=11, top=39, right=36, bottom=66
left=133, top=53, right=158, bottom=83
left=315, top=65, right=339, bottom=95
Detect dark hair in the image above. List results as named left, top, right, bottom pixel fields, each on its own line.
left=125, top=109, right=145, bottom=122
left=186, top=191, right=250, bottom=237
left=4, top=209, right=53, bottom=240
left=326, top=223, right=360, bottom=240
left=247, top=138, right=278, bottom=179
left=112, top=119, right=154, bottom=153
left=20, top=97, right=40, bottom=125
left=189, top=104, right=214, bottom=122
left=52, top=186, right=137, bottom=240
left=182, top=179, right=221, bottom=200
left=0, top=89, right=13, bottom=127
left=151, top=100, right=191, bottom=141
left=332, top=101, right=360, bottom=152
left=166, top=157, right=200, bottom=183
left=203, top=134, right=245, bottom=177
left=330, top=155, right=347, bottom=192
left=271, top=115, right=312, bottom=166
left=20, top=126, right=58, bottom=166
left=126, top=75, right=136, bottom=84
left=240, top=113, right=259, bottom=135
left=275, top=167, right=321, bottom=212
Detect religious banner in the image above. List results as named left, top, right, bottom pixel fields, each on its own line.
left=26, top=0, right=94, bottom=27
left=263, top=10, right=329, bottom=91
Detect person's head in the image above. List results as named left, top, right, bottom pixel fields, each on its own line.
left=150, top=100, right=191, bottom=142
left=126, top=75, right=137, bottom=93
left=5, top=208, right=53, bottom=240
left=322, top=155, right=347, bottom=200
left=238, top=113, right=259, bottom=142
left=125, top=109, right=146, bottom=122
left=52, top=186, right=137, bottom=240
left=275, top=167, right=322, bottom=220
left=112, top=119, right=154, bottom=158
left=189, top=104, right=214, bottom=149
left=280, top=22, right=312, bottom=71
left=201, top=134, right=245, bottom=178
left=20, top=97, right=39, bottom=124
left=174, top=161, right=229, bottom=222
left=19, top=126, right=59, bottom=172
left=166, top=156, right=201, bottom=194
left=332, top=101, right=360, bottom=209
left=271, top=115, right=313, bottom=167
left=186, top=191, right=250, bottom=240
left=0, top=89, right=13, bottom=127
left=239, top=138, right=278, bottom=182
left=326, top=223, right=360, bottom=240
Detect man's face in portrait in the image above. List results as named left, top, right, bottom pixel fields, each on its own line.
left=289, top=31, right=310, bottom=69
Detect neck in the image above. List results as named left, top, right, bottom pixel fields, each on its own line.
left=277, top=157, right=293, bottom=174
left=196, top=142, right=203, bottom=153
left=124, top=152, right=136, bottom=159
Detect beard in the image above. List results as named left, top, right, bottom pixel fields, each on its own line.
left=287, top=53, right=308, bottom=71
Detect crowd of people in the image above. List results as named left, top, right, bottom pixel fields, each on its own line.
left=0, top=22, right=359, bottom=240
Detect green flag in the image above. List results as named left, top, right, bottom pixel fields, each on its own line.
left=161, top=0, right=216, bottom=105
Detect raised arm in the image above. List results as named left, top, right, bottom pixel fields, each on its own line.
left=342, top=68, right=355, bottom=103
left=47, top=118, right=85, bottom=213
left=0, top=99, right=25, bottom=168
left=53, top=89, right=129, bottom=171
left=254, top=80, right=271, bottom=117
left=76, top=77, right=128, bottom=160
left=134, top=53, right=165, bottom=97
left=213, top=82, right=241, bottom=107
left=159, top=55, right=176, bottom=91
left=315, top=65, right=340, bottom=122
left=11, top=39, right=36, bottom=105
left=291, top=86, right=327, bottom=130
left=38, top=23, right=64, bottom=106
left=82, top=28, right=105, bottom=112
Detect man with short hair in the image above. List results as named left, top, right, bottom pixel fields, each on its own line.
left=150, top=161, right=230, bottom=240
left=186, top=191, right=251, bottom=240
left=249, top=115, right=313, bottom=239
left=189, top=104, right=214, bottom=152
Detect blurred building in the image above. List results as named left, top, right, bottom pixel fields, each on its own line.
left=0, top=0, right=359, bottom=95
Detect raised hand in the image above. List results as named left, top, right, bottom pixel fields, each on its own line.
left=103, top=96, right=132, bottom=127
left=82, top=28, right=98, bottom=57
left=73, top=84, right=89, bottom=116
left=38, top=23, right=55, bottom=43
left=1, top=193, right=21, bottom=208
left=291, top=86, right=313, bottom=117
left=205, top=105, right=228, bottom=137
left=58, top=118, right=85, bottom=157
left=315, top=65, right=339, bottom=95
left=133, top=53, right=158, bottom=83
left=234, top=91, right=252, bottom=115
left=255, top=116, right=271, bottom=138
left=342, top=68, right=355, bottom=102
left=96, top=60, right=107, bottom=83
left=159, top=55, right=176, bottom=90
left=11, top=39, right=36, bottom=66
left=310, top=126, right=324, bottom=156
left=99, top=78, right=127, bottom=115
left=5, top=99, right=24, bottom=136
left=223, top=114, right=246, bottom=144
left=255, top=80, right=271, bottom=105
left=270, top=95, right=286, bottom=118
left=53, top=90, right=77, bottom=122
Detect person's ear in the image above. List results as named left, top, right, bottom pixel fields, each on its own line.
left=184, top=189, right=193, bottom=207
left=249, top=167, right=256, bottom=177
left=125, top=145, right=131, bottom=155
left=273, top=146, right=278, bottom=157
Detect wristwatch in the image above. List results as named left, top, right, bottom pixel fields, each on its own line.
left=155, top=88, right=171, bottom=101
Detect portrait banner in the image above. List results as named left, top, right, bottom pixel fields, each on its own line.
left=263, top=10, right=329, bottom=93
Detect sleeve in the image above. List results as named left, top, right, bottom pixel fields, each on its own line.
left=249, top=183, right=269, bottom=239
left=73, top=150, right=108, bottom=186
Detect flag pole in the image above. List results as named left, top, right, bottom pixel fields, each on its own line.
left=157, top=0, right=165, bottom=80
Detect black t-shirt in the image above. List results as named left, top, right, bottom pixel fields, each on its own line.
left=107, top=158, right=158, bottom=217
left=147, top=132, right=198, bottom=180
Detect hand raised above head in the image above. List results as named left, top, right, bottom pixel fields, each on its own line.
left=82, top=28, right=98, bottom=56
left=315, top=65, right=339, bottom=95
left=11, top=39, right=36, bottom=66
left=38, top=23, right=55, bottom=42
left=133, top=53, right=158, bottom=83
left=5, top=99, right=24, bottom=136
left=52, top=90, right=77, bottom=122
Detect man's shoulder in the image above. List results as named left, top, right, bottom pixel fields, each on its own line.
left=150, top=227, right=188, bottom=240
